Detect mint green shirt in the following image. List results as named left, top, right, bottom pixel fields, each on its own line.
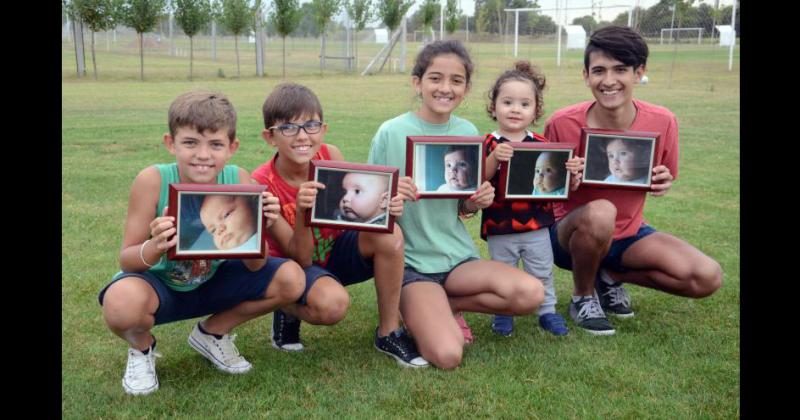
left=368, top=112, right=480, bottom=273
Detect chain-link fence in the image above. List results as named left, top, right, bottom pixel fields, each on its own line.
left=62, top=0, right=738, bottom=81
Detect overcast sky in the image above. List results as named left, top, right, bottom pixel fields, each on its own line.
left=294, top=0, right=735, bottom=25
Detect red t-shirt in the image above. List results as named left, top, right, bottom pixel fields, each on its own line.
left=251, top=144, right=343, bottom=266
left=480, top=131, right=555, bottom=240
left=544, top=99, right=679, bottom=240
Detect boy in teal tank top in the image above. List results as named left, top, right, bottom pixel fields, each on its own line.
left=97, top=90, right=306, bottom=396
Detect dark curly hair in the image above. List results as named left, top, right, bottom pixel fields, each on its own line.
left=486, top=60, right=546, bottom=125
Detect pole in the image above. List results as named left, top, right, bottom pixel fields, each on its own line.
left=556, top=0, right=562, bottom=67
left=514, top=10, right=519, bottom=57
left=440, top=1, right=444, bottom=40
left=669, top=1, right=676, bottom=44
left=627, top=6, right=633, bottom=27
left=466, top=15, right=469, bottom=42
left=728, top=0, right=737, bottom=71
left=401, top=16, right=407, bottom=72
left=211, top=21, right=217, bottom=61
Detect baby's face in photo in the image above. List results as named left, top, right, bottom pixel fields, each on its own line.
left=606, top=139, right=638, bottom=181
left=443, top=149, right=473, bottom=190
left=534, top=152, right=565, bottom=193
left=339, top=173, right=388, bottom=222
left=200, top=195, right=256, bottom=250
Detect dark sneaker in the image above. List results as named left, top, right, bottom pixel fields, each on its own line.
left=271, top=310, right=304, bottom=352
left=491, top=315, right=514, bottom=337
left=596, top=271, right=635, bottom=318
left=568, top=297, right=615, bottom=335
left=538, top=313, right=569, bottom=336
left=374, top=327, right=429, bottom=368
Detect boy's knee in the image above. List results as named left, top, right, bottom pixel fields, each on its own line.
left=102, top=278, right=155, bottom=329
left=271, top=260, right=306, bottom=303
left=577, top=200, right=616, bottom=238
left=370, top=225, right=404, bottom=256
left=512, top=276, right=544, bottom=315
left=690, top=259, right=723, bottom=298
left=309, top=289, right=350, bottom=325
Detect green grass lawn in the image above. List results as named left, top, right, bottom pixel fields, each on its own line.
left=62, top=40, right=739, bottom=418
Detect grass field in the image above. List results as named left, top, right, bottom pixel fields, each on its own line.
left=62, top=38, right=739, bottom=418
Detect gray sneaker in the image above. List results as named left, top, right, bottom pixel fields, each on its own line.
left=596, top=271, right=635, bottom=318
left=568, top=296, right=615, bottom=336
left=122, top=346, right=161, bottom=396
left=188, top=323, right=252, bottom=374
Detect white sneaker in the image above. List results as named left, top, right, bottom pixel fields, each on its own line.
left=188, top=323, right=252, bottom=374
left=122, top=347, right=161, bottom=396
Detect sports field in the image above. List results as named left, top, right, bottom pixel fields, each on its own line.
left=62, top=37, right=739, bottom=418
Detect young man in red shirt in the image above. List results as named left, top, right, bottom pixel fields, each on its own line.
left=544, top=26, right=723, bottom=335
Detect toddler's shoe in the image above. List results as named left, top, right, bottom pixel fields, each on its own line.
left=538, top=313, right=569, bottom=336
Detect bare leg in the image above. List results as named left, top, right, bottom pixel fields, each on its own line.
left=280, top=276, right=350, bottom=325
left=607, top=232, right=722, bottom=298
left=102, top=277, right=159, bottom=350
left=358, top=225, right=404, bottom=336
left=444, top=259, right=544, bottom=316
left=400, top=282, right=463, bottom=369
left=555, top=200, right=616, bottom=296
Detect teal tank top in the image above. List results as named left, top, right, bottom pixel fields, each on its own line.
left=143, top=163, right=240, bottom=292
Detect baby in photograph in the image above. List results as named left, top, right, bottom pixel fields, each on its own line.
left=199, top=194, right=258, bottom=251
left=333, top=172, right=390, bottom=225
left=603, top=138, right=650, bottom=184
left=436, top=145, right=478, bottom=192
left=532, top=151, right=567, bottom=196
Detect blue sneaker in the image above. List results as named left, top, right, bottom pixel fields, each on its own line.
left=491, top=315, right=514, bottom=337
left=538, top=313, right=569, bottom=336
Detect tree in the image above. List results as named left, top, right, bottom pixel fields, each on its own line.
left=444, top=0, right=460, bottom=36
left=375, top=0, right=414, bottom=73
left=220, top=0, right=251, bottom=78
left=529, top=13, right=555, bottom=34
left=572, top=15, right=597, bottom=34
left=174, top=0, right=212, bottom=81
left=72, top=0, right=118, bottom=80
left=344, top=0, right=372, bottom=72
left=311, top=0, right=341, bottom=75
left=420, top=0, right=437, bottom=42
left=118, top=0, right=167, bottom=81
left=271, top=0, right=300, bottom=78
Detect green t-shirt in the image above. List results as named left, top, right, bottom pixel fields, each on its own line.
left=124, top=163, right=240, bottom=292
left=367, top=111, right=480, bottom=273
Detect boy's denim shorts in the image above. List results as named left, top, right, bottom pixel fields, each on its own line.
left=98, top=257, right=291, bottom=325
left=549, top=221, right=657, bottom=273
left=297, top=230, right=375, bottom=304
left=401, top=257, right=479, bottom=288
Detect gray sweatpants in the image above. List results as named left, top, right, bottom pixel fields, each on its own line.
left=487, top=228, right=557, bottom=315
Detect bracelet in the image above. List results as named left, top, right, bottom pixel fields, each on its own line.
left=139, top=239, right=156, bottom=268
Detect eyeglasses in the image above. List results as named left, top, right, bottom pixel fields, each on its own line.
left=268, top=120, right=324, bottom=137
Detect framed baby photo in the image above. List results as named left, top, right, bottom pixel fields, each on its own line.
left=405, top=136, right=485, bottom=198
left=496, top=143, right=576, bottom=201
left=166, top=184, right=267, bottom=260
left=306, top=160, right=399, bottom=233
left=579, top=128, right=661, bottom=191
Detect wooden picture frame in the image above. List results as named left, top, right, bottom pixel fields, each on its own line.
left=306, top=160, right=398, bottom=233
left=496, top=142, right=576, bottom=201
left=579, top=128, right=661, bottom=191
left=405, top=136, right=485, bottom=198
left=167, top=184, right=267, bottom=260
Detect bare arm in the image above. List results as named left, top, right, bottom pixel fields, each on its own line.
left=484, top=143, right=513, bottom=181
left=119, top=166, right=174, bottom=272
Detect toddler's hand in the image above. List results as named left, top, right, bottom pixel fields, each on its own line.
left=649, top=165, right=673, bottom=196
left=468, top=181, right=495, bottom=210
left=296, top=181, right=325, bottom=211
left=397, top=176, right=419, bottom=201
left=566, top=157, right=585, bottom=191
left=262, top=191, right=280, bottom=228
left=492, top=143, right=514, bottom=162
left=149, top=206, right=177, bottom=251
left=388, top=194, right=404, bottom=218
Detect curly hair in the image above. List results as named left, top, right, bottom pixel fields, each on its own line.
left=486, top=60, right=546, bottom=125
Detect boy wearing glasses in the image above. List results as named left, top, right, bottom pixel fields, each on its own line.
left=251, top=83, right=428, bottom=368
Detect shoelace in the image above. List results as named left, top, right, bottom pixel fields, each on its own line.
left=603, top=285, right=631, bottom=307
left=215, top=334, right=244, bottom=363
left=277, top=314, right=300, bottom=343
left=577, top=298, right=605, bottom=320
left=126, top=349, right=162, bottom=380
left=383, top=332, right=417, bottom=358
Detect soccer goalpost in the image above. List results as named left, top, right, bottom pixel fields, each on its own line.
left=660, top=27, right=704, bottom=44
